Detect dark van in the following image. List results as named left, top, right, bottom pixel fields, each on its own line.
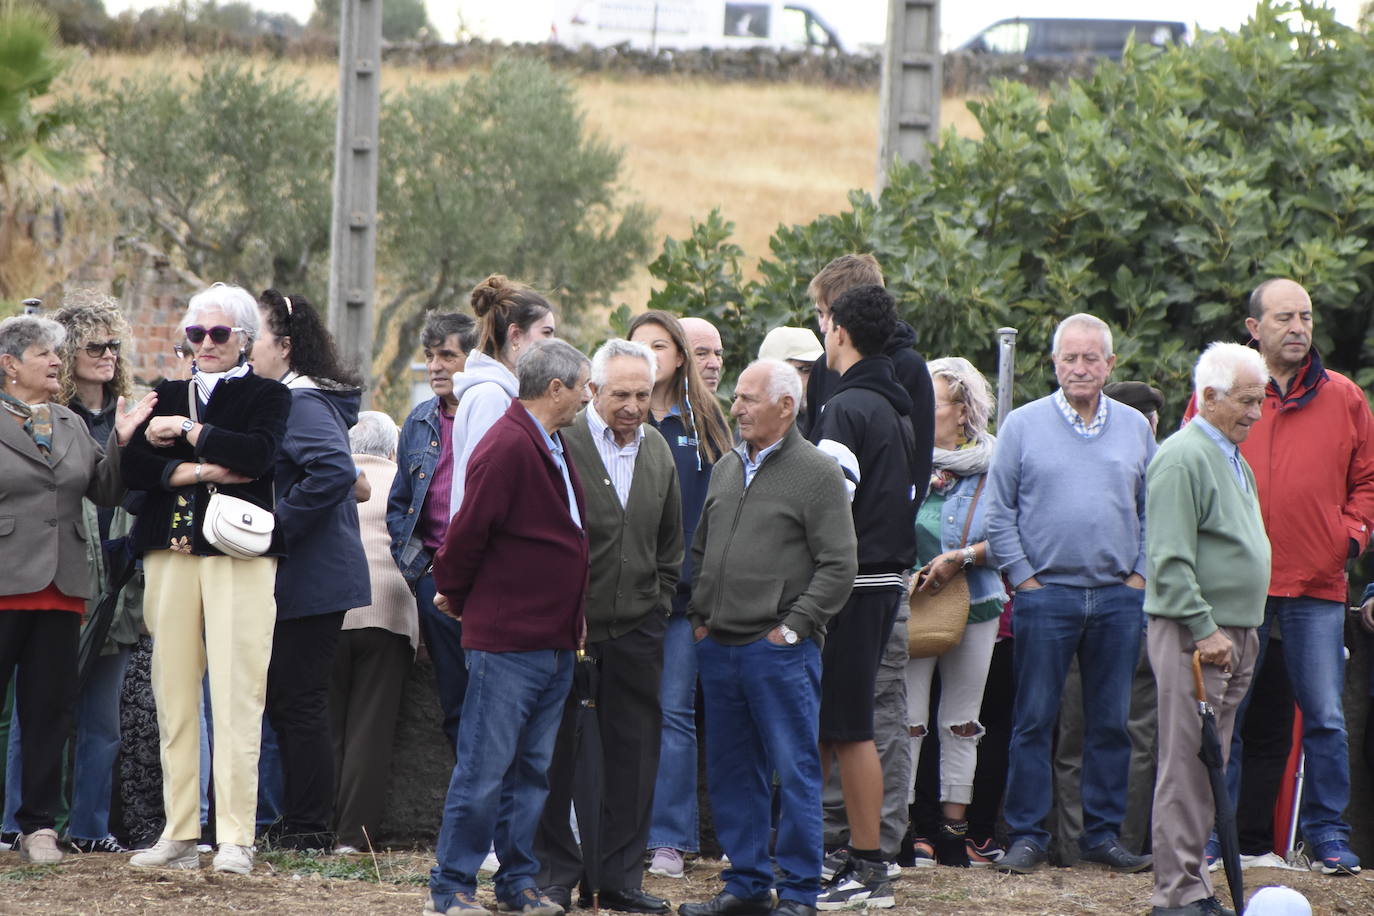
left=957, top=18, right=1188, bottom=60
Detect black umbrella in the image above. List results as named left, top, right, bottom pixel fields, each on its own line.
left=76, top=543, right=136, bottom=692
left=1191, top=651, right=1243, bottom=915
left=571, top=649, right=604, bottom=913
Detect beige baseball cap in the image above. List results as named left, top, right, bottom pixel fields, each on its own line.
left=758, top=326, right=824, bottom=363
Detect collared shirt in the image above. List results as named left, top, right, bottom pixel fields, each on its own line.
left=1191, top=415, right=1248, bottom=493
left=735, top=437, right=784, bottom=488
left=526, top=407, right=582, bottom=528
left=1053, top=387, right=1109, bottom=439
left=587, top=406, right=643, bottom=508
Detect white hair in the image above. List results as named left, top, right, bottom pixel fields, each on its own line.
left=181, top=282, right=259, bottom=341
left=349, top=410, right=399, bottom=458
left=751, top=357, right=803, bottom=406
left=928, top=356, right=995, bottom=438
left=1051, top=313, right=1113, bottom=358
left=1193, top=342, right=1268, bottom=399
left=590, top=338, right=656, bottom=387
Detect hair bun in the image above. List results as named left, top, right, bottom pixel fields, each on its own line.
left=470, top=275, right=510, bottom=318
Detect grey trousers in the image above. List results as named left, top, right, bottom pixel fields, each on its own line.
left=1148, top=617, right=1258, bottom=909
left=823, top=599, right=911, bottom=857
left=1048, top=637, right=1159, bottom=863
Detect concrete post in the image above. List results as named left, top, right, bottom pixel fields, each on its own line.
left=877, top=0, right=942, bottom=189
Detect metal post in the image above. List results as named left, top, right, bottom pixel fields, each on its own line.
left=328, top=0, right=381, bottom=403
left=876, top=0, right=942, bottom=189
left=996, top=327, right=1017, bottom=428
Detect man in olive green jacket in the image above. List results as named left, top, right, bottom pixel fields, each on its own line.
left=535, top=340, right=683, bottom=914
left=1145, top=342, right=1271, bottom=916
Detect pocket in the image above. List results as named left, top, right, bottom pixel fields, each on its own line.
left=0, top=516, right=13, bottom=536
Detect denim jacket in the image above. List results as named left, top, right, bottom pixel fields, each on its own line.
left=930, top=472, right=1008, bottom=606
left=386, top=396, right=444, bottom=585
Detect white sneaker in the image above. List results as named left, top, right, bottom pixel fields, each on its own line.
left=334, top=844, right=360, bottom=855
left=212, top=843, right=254, bottom=874
left=1241, top=851, right=1303, bottom=871
left=885, top=861, right=902, bottom=878
left=479, top=849, right=501, bottom=874
left=648, top=847, right=685, bottom=878
left=130, top=838, right=201, bottom=869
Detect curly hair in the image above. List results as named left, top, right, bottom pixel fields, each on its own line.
left=258, top=289, right=362, bottom=388
left=52, top=289, right=132, bottom=407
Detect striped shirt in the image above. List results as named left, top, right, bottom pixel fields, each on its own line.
left=1053, top=388, right=1109, bottom=439
left=586, top=406, right=643, bottom=508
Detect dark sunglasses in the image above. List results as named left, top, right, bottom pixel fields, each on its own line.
left=184, top=325, right=245, bottom=345
left=82, top=340, right=121, bottom=358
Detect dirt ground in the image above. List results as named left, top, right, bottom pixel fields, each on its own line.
left=1, top=852, right=1371, bottom=916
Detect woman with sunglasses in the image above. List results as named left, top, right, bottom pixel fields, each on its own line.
left=122, top=283, right=291, bottom=876
left=0, top=312, right=153, bottom=865
left=248, top=289, right=368, bottom=852
left=626, top=310, right=731, bottom=878
left=1, top=292, right=147, bottom=856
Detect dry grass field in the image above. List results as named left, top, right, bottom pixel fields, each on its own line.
left=61, top=52, right=984, bottom=310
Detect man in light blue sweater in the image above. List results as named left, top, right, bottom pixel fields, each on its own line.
left=986, top=313, right=1157, bottom=875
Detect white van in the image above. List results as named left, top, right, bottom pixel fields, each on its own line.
left=554, top=1, right=844, bottom=53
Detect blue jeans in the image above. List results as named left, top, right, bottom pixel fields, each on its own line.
left=1004, top=583, right=1142, bottom=852
left=647, top=613, right=699, bottom=852
left=257, top=717, right=284, bottom=833
left=416, top=572, right=467, bottom=752
left=698, top=636, right=823, bottom=907
left=430, top=648, right=572, bottom=905
left=1226, top=596, right=1351, bottom=846
left=4, top=647, right=130, bottom=839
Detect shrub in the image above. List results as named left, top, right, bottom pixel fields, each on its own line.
left=650, top=1, right=1374, bottom=425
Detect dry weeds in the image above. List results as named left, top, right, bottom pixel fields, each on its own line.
left=57, top=52, right=986, bottom=311
left=1, top=851, right=1370, bottom=916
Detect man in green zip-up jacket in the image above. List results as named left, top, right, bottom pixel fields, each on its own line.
left=1145, top=342, right=1271, bottom=916
left=680, top=359, right=856, bottom=916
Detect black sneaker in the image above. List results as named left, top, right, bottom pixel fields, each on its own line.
left=820, top=848, right=852, bottom=882
left=1079, top=837, right=1151, bottom=873
left=0, top=831, right=17, bottom=851
left=815, top=858, right=894, bottom=910
left=68, top=834, right=128, bottom=854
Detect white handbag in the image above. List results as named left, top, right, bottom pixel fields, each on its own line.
left=188, top=387, right=274, bottom=559
left=202, top=485, right=274, bottom=559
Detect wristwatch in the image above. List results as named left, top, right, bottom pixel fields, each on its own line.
left=960, top=546, right=977, bottom=569
left=179, top=419, right=196, bottom=438
left=778, top=624, right=799, bottom=645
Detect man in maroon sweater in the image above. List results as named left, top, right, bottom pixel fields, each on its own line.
left=425, top=339, right=592, bottom=916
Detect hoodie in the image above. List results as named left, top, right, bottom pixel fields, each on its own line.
left=812, top=354, right=918, bottom=582
left=448, top=351, right=521, bottom=519
left=273, top=375, right=371, bottom=619
left=806, top=319, right=935, bottom=504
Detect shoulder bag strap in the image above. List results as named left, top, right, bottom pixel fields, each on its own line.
left=957, top=474, right=988, bottom=549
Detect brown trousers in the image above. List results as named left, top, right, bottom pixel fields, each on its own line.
left=1147, top=616, right=1259, bottom=909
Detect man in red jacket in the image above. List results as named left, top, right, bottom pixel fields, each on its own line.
left=1216, top=278, right=1374, bottom=876
left=425, top=339, right=593, bottom=916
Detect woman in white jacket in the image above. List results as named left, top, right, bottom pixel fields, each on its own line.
left=448, top=274, right=557, bottom=519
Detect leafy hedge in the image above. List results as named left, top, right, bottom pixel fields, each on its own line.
left=640, top=1, right=1374, bottom=424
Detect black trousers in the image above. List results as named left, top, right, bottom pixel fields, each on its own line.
left=265, top=610, right=346, bottom=838
left=329, top=627, right=412, bottom=849
left=0, top=609, right=79, bottom=834
left=536, top=612, right=666, bottom=892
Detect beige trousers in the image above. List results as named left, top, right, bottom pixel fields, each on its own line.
left=143, top=550, right=277, bottom=847
left=1148, top=616, right=1259, bottom=909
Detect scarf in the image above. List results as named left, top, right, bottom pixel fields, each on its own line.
left=0, top=389, right=54, bottom=456
left=929, top=432, right=996, bottom=494
left=192, top=363, right=252, bottom=410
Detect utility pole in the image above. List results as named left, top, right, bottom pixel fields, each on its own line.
left=328, top=0, right=381, bottom=402
left=876, top=0, right=941, bottom=189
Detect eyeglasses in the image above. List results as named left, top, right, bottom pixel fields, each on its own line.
left=173, top=343, right=189, bottom=359
left=184, top=325, right=245, bottom=345
left=82, top=340, right=121, bottom=358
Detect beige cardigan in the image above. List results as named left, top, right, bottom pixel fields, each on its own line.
left=343, top=453, right=419, bottom=650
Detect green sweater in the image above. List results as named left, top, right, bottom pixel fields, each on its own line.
left=1144, top=421, right=1271, bottom=640
left=688, top=425, right=857, bottom=646
left=564, top=410, right=683, bottom=643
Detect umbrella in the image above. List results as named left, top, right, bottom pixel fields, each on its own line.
left=570, top=649, right=603, bottom=913
left=1192, top=651, right=1243, bottom=915
left=76, top=543, right=136, bottom=692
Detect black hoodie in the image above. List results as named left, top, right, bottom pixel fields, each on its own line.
left=805, top=320, right=935, bottom=506
left=811, top=354, right=918, bottom=581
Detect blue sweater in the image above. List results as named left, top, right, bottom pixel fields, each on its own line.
left=986, top=393, right=1156, bottom=588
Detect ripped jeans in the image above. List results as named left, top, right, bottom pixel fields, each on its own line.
left=904, top=617, right=999, bottom=805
